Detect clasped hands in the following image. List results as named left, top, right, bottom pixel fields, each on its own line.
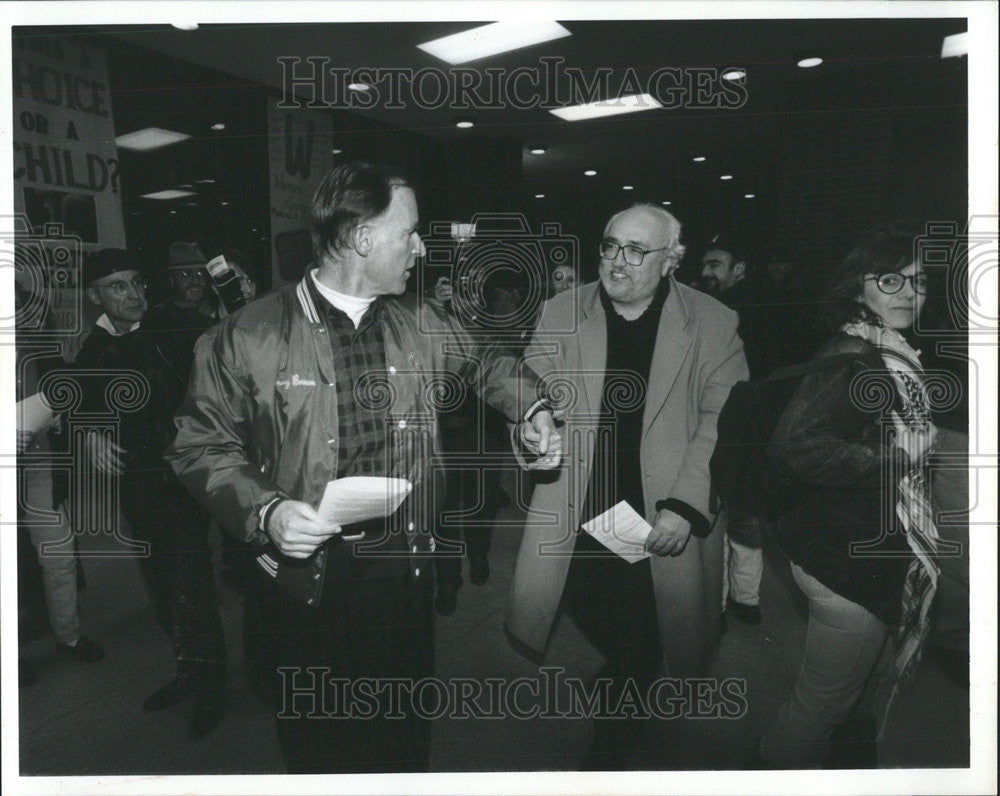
left=517, top=410, right=563, bottom=470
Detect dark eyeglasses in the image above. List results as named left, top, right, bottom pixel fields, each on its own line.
left=865, top=272, right=928, bottom=295
left=599, top=238, right=669, bottom=267
left=95, top=276, right=147, bottom=297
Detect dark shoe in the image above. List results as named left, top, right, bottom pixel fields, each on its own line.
left=189, top=670, right=227, bottom=739
left=144, top=672, right=196, bottom=712
left=726, top=596, right=762, bottom=625
left=56, top=636, right=104, bottom=663
left=435, top=584, right=459, bottom=616
left=719, top=611, right=728, bottom=635
left=826, top=713, right=877, bottom=769
left=469, top=557, right=490, bottom=586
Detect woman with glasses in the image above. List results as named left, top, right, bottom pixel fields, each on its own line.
left=757, top=226, right=941, bottom=768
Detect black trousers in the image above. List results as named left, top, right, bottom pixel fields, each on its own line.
left=433, top=403, right=500, bottom=589
left=119, top=467, right=226, bottom=669
left=564, top=531, right=662, bottom=765
left=247, top=563, right=434, bottom=774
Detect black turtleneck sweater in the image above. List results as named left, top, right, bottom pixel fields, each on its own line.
left=580, top=278, right=709, bottom=533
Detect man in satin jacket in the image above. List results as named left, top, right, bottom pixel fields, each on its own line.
left=166, top=161, right=560, bottom=773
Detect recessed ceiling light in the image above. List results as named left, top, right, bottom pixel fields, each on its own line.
left=348, top=82, right=370, bottom=92
left=169, top=210, right=178, bottom=215
left=722, top=69, right=746, bottom=81
left=417, top=21, right=571, bottom=65
left=551, top=93, right=662, bottom=122
left=171, top=22, right=198, bottom=31
left=941, top=32, right=968, bottom=58
left=744, top=193, right=756, bottom=199
left=210, top=123, right=225, bottom=131
left=140, top=189, right=196, bottom=200
left=584, top=170, right=597, bottom=177
left=194, top=178, right=215, bottom=184
left=456, top=119, right=475, bottom=129
left=692, top=156, right=706, bottom=162
left=220, top=201, right=229, bottom=206
left=534, top=194, right=546, bottom=199
left=332, top=148, right=343, bottom=155
left=797, top=56, right=823, bottom=68
left=622, top=185, right=634, bottom=191
left=720, top=174, right=734, bottom=181
left=529, top=146, right=547, bottom=155
left=116, top=127, right=191, bottom=152
left=661, top=201, right=672, bottom=206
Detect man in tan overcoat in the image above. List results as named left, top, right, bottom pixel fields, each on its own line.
left=506, top=203, right=748, bottom=767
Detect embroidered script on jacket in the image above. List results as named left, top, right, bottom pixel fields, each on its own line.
left=275, top=374, right=317, bottom=389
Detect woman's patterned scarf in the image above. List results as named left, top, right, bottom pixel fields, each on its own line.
left=842, top=317, right=940, bottom=728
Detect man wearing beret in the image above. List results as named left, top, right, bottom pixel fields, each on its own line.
left=74, top=248, right=227, bottom=738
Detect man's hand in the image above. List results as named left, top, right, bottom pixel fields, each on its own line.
left=645, top=508, right=692, bottom=557
left=266, top=500, right=342, bottom=559
left=518, top=410, right=562, bottom=470
left=84, top=431, right=126, bottom=476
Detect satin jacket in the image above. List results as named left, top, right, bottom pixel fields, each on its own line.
left=166, top=273, right=533, bottom=607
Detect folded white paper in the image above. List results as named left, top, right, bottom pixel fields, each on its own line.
left=581, top=501, right=652, bottom=563
left=17, top=392, right=55, bottom=436
left=316, top=476, right=412, bottom=527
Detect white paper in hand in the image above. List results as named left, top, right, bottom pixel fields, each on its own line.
left=581, top=501, right=652, bottom=563
left=316, top=476, right=412, bottom=525
left=17, top=392, right=54, bottom=436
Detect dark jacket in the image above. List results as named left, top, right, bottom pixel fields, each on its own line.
left=166, top=276, right=534, bottom=607
left=767, top=333, right=913, bottom=625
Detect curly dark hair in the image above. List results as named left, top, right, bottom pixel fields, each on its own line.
left=819, top=224, right=920, bottom=333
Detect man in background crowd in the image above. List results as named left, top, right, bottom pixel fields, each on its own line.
left=698, top=234, right=769, bottom=628
left=75, top=248, right=227, bottom=738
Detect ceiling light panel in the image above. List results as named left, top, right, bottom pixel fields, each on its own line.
left=417, top=21, right=571, bottom=65
left=551, top=93, right=662, bottom=122
left=116, top=127, right=191, bottom=151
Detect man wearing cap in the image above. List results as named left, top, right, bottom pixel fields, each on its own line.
left=166, top=161, right=560, bottom=773
left=74, top=248, right=227, bottom=738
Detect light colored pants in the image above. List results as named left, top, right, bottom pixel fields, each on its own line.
left=929, top=427, right=969, bottom=652
left=722, top=534, right=763, bottom=608
left=760, top=563, right=892, bottom=768
left=21, top=435, right=81, bottom=646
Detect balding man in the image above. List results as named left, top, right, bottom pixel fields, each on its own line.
left=507, top=203, right=748, bottom=768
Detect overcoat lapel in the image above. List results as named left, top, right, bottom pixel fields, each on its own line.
left=575, top=286, right=608, bottom=417
left=642, top=278, right=693, bottom=441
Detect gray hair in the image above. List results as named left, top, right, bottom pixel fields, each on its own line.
left=604, top=203, right=686, bottom=262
